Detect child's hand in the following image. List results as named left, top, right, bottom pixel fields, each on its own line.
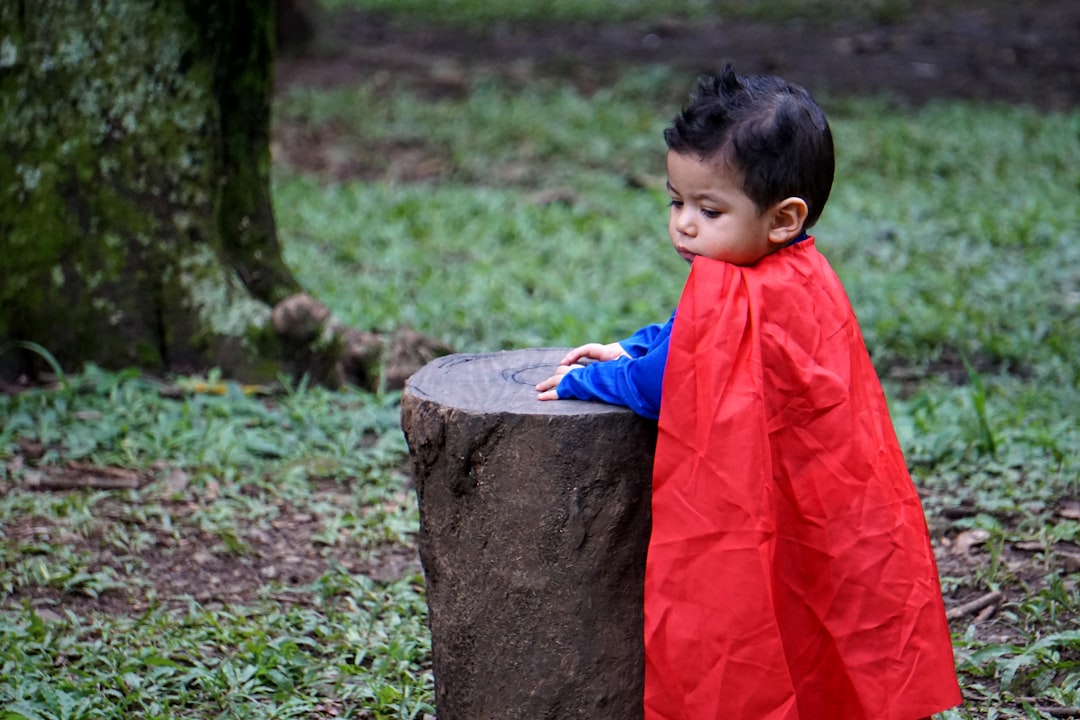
left=559, top=342, right=629, bottom=366
left=535, top=364, right=579, bottom=401
left=535, top=342, right=630, bottom=401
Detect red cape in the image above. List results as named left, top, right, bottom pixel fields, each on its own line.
left=645, top=240, right=961, bottom=720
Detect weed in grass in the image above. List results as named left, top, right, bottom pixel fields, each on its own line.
left=1016, top=573, right=1080, bottom=631
left=962, top=356, right=998, bottom=459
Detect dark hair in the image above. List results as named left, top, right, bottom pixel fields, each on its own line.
left=664, top=64, right=834, bottom=229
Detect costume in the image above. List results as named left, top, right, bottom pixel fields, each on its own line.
left=560, top=238, right=960, bottom=719
left=645, top=240, right=960, bottom=719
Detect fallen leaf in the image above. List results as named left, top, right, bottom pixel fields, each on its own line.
left=1057, top=499, right=1080, bottom=520
left=953, top=529, right=991, bottom=555
left=1013, top=541, right=1044, bottom=552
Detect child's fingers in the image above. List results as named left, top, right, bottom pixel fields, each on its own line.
left=535, top=374, right=559, bottom=392
left=535, top=363, right=583, bottom=398
left=561, top=343, right=608, bottom=365
left=559, top=346, right=593, bottom=365
left=535, top=368, right=568, bottom=392
left=535, top=372, right=563, bottom=400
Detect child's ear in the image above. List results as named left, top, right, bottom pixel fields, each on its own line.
left=767, top=197, right=809, bottom=246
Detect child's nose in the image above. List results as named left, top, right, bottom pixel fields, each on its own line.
left=674, top=207, right=695, bottom=236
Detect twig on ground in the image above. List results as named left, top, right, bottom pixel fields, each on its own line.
left=945, top=590, right=1004, bottom=621
left=22, top=463, right=142, bottom=491
left=1022, top=704, right=1080, bottom=718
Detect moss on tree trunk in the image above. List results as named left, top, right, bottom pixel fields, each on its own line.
left=0, top=0, right=299, bottom=380
left=0, top=1, right=451, bottom=387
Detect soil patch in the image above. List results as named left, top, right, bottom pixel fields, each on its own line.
left=4, top=473, right=420, bottom=618
left=276, top=2, right=1080, bottom=110
left=272, top=3, right=1079, bottom=184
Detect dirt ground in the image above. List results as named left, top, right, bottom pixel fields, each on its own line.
left=271, top=1, right=1080, bottom=187
left=276, top=1, right=1080, bottom=111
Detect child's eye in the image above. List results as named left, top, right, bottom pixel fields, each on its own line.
left=701, top=209, right=720, bottom=219
left=668, top=199, right=683, bottom=208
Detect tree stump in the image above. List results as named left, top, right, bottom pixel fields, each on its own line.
left=401, top=348, right=656, bottom=720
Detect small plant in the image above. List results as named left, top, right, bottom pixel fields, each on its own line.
left=962, top=355, right=998, bottom=458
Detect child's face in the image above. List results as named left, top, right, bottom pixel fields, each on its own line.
left=666, top=151, right=779, bottom=266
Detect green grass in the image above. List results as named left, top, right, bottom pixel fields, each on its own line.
left=275, top=75, right=1080, bottom=385
left=0, top=575, right=430, bottom=719
left=3, top=4, right=1080, bottom=718
left=0, top=370, right=431, bottom=718
left=2, top=579, right=432, bottom=719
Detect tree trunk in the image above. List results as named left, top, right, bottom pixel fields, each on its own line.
left=401, top=348, right=656, bottom=720
left=0, top=1, right=439, bottom=386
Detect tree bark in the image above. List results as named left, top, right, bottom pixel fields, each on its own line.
left=0, top=1, right=439, bottom=387
left=401, top=348, right=656, bottom=720
left=1, top=1, right=271, bottom=378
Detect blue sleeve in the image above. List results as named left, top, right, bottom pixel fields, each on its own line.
left=557, top=315, right=673, bottom=420
left=618, top=312, right=675, bottom=357
left=619, top=324, right=662, bottom=357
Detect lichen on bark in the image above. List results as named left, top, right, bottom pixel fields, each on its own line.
left=1, top=1, right=450, bottom=387
left=0, top=0, right=299, bottom=380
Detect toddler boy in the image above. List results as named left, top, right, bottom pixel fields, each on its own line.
left=537, top=65, right=961, bottom=720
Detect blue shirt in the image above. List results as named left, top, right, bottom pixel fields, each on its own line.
left=555, top=312, right=674, bottom=420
